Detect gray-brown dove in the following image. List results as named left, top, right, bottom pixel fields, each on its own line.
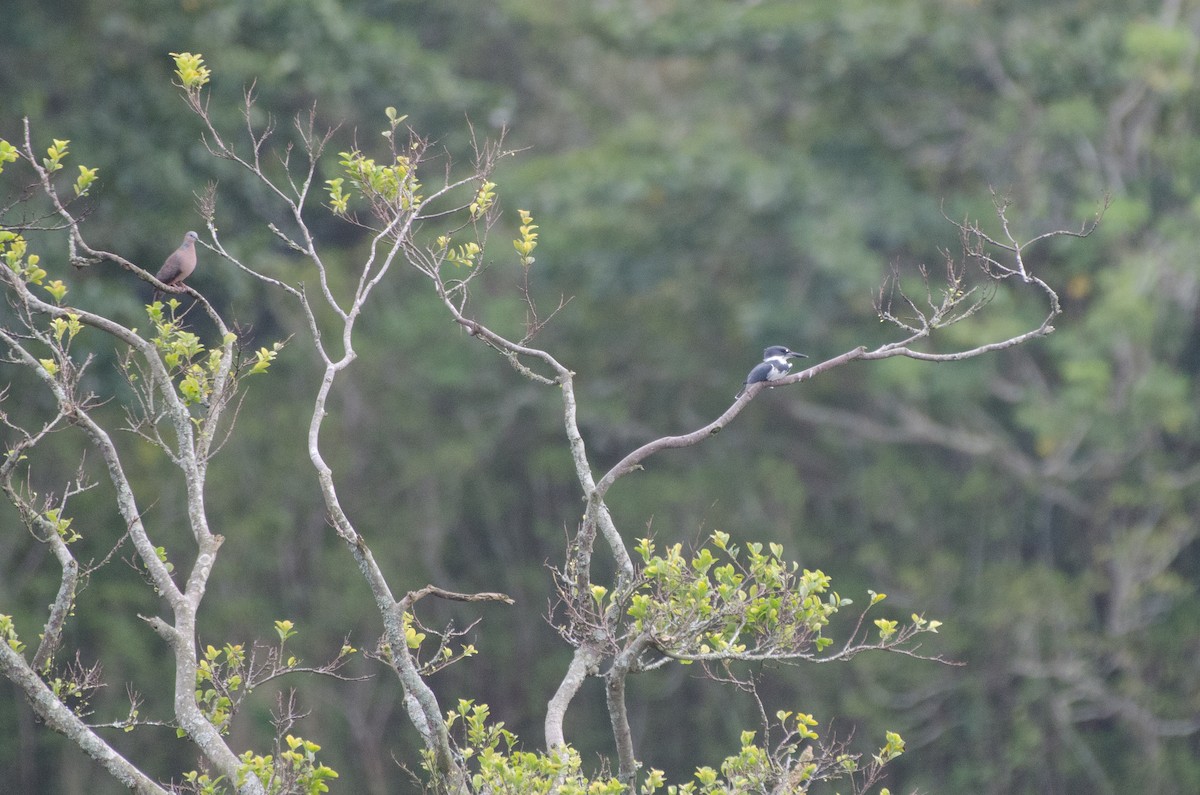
left=153, top=231, right=199, bottom=301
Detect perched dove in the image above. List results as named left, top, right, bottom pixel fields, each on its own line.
left=153, top=231, right=199, bottom=301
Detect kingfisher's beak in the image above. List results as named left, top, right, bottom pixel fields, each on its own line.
left=789, top=351, right=809, bottom=359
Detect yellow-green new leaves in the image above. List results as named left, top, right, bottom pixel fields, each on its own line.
left=43, top=139, right=69, bottom=173
left=46, top=673, right=92, bottom=718
left=640, top=768, right=665, bottom=793
left=1, top=137, right=96, bottom=195
left=178, top=360, right=212, bottom=405
left=280, top=735, right=339, bottom=793
left=236, top=735, right=339, bottom=795
left=447, top=699, right=508, bottom=753
left=776, top=710, right=821, bottom=741
left=402, top=611, right=426, bottom=650
left=380, top=106, right=409, bottom=144
left=153, top=546, right=174, bottom=574
left=329, top=149, right=423, bottom=213
left=40, top=139, right=98, bottom=200
left=36, top=316, right=82, bottom=382
left=194, top=642, right=245, bottom=735
left=246, top=342, right=283, bottom=376
left=470, top=180, right=497, bottom=219
left=384, top=106, right=407, bottom=126
left=444, top=700, right=628, bottom=795
left=440, top=698, right=901, bottom=795
left=388, top=611, right=475, bottom=675
left=147, top=314, right=280, bottom=404
left=873, top=731, right=906, bottom=766
left=671, top=729, right=787, bottom=794
left=325, top=177, right=349, bottom=215
left=161, top=328, right=204, bottom=369
left=44, top=508, right=81, bottom=544
left=43, top=280, right=68, bottom=304
left=1, top=231, right=46, bottom=284
left=148, top=305, right=216, bottom=406
left=274, top=619, right=297, bottom=644
left=910, top=613, right=942, bottom=633
left=0, top=615, right=26, bottom=654
left=693, top=766, right=719, bottom=788
left=0, top=139, right=18, bottom=175
left=179, top=771, right=221, bottom=794
left=622, top=533, right=944, bottom=663
left=73, top=165, right=98, bottom=197
left=514, top=208, right=538, bottom=267
left=442, top=239, right=481, bottom=268
left=170, top=51, right=211, bottom=90
left=628, top=534, right=843, bottom=657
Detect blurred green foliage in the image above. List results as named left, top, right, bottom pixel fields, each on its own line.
left=2, top=0, right=1199, bottom=793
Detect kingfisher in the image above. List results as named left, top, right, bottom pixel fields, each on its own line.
left=736, top=345, right=808, bottom=398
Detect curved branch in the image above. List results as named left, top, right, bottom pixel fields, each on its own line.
left=595, top=347, right=869, bottom=498
left=545, top=645, right=602, bottom=751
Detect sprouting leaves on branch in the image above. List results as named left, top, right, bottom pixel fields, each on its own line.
left=0, top=139, right=18, bottom=173
left=514, top=208, right=538, bottom=268
left=42, top=138, right=69, bottom=173
left=170, top=51, right=212, bottom=92
left=335, top=148, right=424, bottom=214
left=565, top=532, right=945, bottom=666
left=1, top=231, right=46, bottom=284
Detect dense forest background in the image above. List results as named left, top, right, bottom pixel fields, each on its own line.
left=2, top=0, right=1199, bottom=793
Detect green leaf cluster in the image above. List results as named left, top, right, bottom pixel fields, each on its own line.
left=0, top=231, right=46, bottom=285
left=442, top=700, right=626, bottom=795
left=333, top=149, right=423, bottom=213
left=231, top=735, right=339, bottom=795
left=147, top=307, right=226, bottom=407
left=193, top=642, right=247, bottom=736
left=170, top=51, right=212, bottom=91
left=443, top=699, right=905, bottom=794
left=627, top=533, right=847, bottom=657
left=0, top=614, right=26, bottom=655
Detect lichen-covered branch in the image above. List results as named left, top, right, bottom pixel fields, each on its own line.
left=0, top=641, right=166, bottom=795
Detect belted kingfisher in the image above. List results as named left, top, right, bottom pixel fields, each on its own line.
left=736, top=345, right=808, bottom=398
